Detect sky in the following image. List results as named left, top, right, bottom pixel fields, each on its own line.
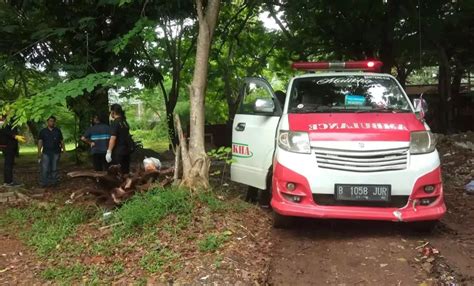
left=259, top=11, right=282, bottom=31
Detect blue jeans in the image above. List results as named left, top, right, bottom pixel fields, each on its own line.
left=40, top=153, right=60, bottom=187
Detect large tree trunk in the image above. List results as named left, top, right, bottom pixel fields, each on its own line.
left=177, top=0, right=220, bottom=190
left=68, top=86, right=109, bottom=149
left=437, top=46, right=452, bottom=133
left=379, top=0, right=400, bottom=73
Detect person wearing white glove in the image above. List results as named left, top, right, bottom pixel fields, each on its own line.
left=107, top=104, right=132, bottom=174
left=106, top=150, right=112, bottom=163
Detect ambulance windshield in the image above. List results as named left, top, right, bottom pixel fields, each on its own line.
left=288, top=75, right=411, bottom=113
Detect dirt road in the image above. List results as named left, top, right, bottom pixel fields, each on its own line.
left=267, top=133, right=474, bottom=285
left=267, top=219, right=474, bottom=285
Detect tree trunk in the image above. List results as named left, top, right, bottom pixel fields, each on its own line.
left=68, top=86, right=110, bottom=151
left=379, top=0, right=399, bottom=73
left=437, top=46, right=452, bottom=133
left=166, top=67, right=181, bottom=148
left=450, top=64, right=464, bottom=132
left=26, top=121, right=39, bottom=143
left=178, top=0, right=220, bottom=190
left=395, top=64, right=412, bottom=89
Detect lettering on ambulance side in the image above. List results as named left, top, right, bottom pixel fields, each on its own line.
left=232, top=143, right=253, bottom=158
left=308, top=123, right=408, bottom=131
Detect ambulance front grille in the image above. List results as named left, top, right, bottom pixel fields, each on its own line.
left=314, top=147, right=408, bottom=172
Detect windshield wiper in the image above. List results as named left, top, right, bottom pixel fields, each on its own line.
left=355, top=107, right=411, bottom=113
left=290, top=105, right=333, bottom=113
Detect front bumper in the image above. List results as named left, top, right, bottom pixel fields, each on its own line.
left=271, top=159, right=446, bottom=222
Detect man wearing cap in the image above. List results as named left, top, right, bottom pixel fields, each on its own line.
left=0, top=115, right=26, bottom=187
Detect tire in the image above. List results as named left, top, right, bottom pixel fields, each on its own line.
left=245, top=186, right=259, bottom=203
left=410, top=220, right=438, bottom=233
left=259, top=188, right=271, bottom=207
left=272, top=211, right=293, bottom=228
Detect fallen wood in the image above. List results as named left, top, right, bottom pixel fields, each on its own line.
left=99, top=222, right=124, bottom=231
left=66, top=164, right=175, bottom=205
left=67, top=170, right=107, bottom=178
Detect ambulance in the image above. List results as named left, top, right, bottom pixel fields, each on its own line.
left=230, top=61, right=446, bottom=230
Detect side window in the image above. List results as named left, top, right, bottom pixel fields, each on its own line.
left=238, top=79, right=280, bottom=115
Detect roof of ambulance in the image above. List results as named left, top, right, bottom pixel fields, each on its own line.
left=292, top=72, right=394, bottom=79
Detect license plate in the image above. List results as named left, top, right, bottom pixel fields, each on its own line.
left=335, top=184, right=391, bottom=202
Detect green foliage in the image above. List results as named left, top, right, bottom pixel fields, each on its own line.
left=41, top=263, right=87, bottom=282
left=112, top=17, right=153, bottom=54
left=114, top=187, right=193, bottom=235
left=4, top=73, right=134, bottom=125
left=139, top=248, right=179, bottom=273
left=198, top=231, right=232, bottom=252
left=207, top=146, right=234, bottom=164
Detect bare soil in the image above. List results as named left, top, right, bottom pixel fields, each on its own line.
left=267, top=133, right=474, bottom=285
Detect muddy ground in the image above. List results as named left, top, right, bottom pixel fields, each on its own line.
left=1, top=132, right=474, bottom=285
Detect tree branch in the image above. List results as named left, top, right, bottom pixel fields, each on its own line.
left=266, top=3, right=293, bottom=40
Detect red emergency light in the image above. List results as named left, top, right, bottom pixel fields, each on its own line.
left=291, top=60, right=383, bottom=72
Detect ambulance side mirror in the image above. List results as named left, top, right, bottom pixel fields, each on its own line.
left=413, top=97, right=428, bottom=119
left=254, top=98, right=275, bottom=114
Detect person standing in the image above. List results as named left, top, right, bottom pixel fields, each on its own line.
left=38, top=116, right=65, bottom=187
left=81, top=114, right=110, bottom=171
left=0, top=116, right=26, bottom=187
left=106, top=104, right=132, bottom=174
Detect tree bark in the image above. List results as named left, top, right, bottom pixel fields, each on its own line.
left=437, top=45, right=452, bottom=133
left=178, top=0, right=220, bottom=190
left=379, top=0, right=400, bottom=73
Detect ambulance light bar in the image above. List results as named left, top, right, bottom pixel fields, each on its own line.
left=291, top=61, right=383, bottom=72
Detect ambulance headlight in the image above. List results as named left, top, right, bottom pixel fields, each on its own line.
left=278, top=131, right=311, bottom=154
left=410, top=131, right=436, bottom=154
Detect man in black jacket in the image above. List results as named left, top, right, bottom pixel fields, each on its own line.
left=0, top=115, right=26, bottom=187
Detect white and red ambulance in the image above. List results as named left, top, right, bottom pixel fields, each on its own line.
left=231, top=61, right=446, bottom=230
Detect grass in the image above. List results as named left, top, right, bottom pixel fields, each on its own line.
left=0, top=186, right=254, bottom=283
left=198, top=231, right=232, bottom=252
left=26, top=207, right=88, bottom=256
left=41, top=263, right=87, bottom=283
left=19, top=143, right=76, bottom=155
left=1, top=204, right=90, bottom=256
left=113, top=187, right=193, bottom=236
left=197, top=191, right=227, bottom=212
left=139, top=248, right=179, bottom=273
left=130, top=129, right=169, bottom=152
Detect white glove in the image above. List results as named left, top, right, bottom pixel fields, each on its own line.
left=105, top=150, right=112, bottom=163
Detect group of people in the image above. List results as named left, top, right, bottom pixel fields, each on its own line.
left=0, top=104, right=132, bottom=188
left=81, top=103, right=132, bottom=174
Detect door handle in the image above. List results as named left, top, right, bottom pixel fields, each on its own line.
left=235, top=122, right=246, bottom=131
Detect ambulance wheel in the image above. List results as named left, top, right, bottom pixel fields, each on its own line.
left=410, top=221, right=438, bottom=233
left=245, top=186, right=259, bottom=203
left=273, top=211, right=293, bottom=228
left=259, top=189, right=271, bottom=207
